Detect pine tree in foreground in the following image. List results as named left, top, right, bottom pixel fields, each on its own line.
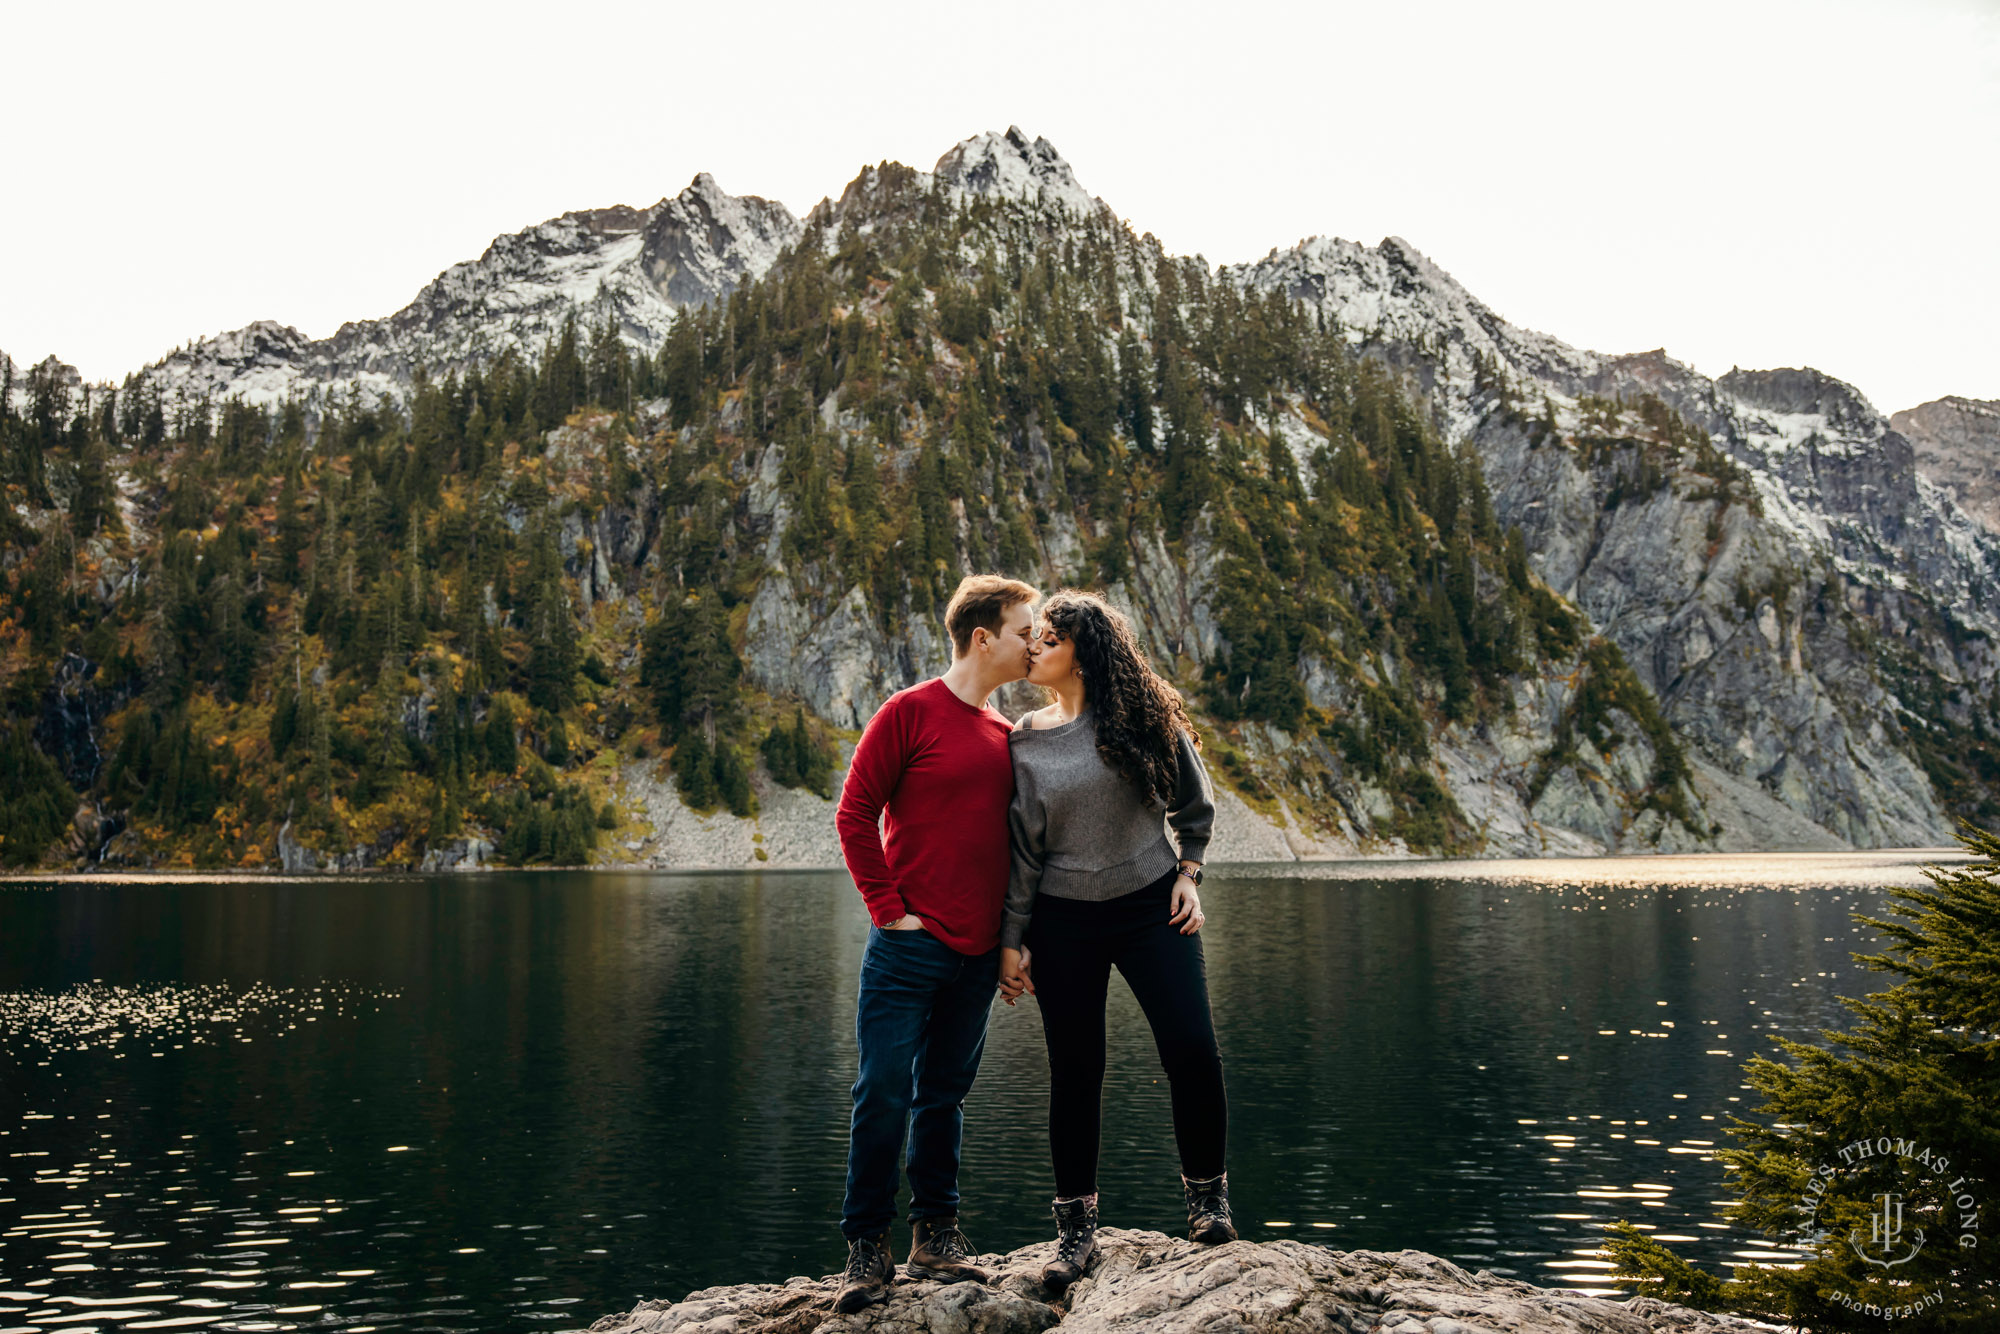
left=1608, top=825, right=1999, bottom=1328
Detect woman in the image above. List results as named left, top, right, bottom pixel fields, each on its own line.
left=997, top=590, right=1232, bottom=1294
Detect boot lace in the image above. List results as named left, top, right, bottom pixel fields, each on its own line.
left=844, top=1235, right=886, bottom=1283
left=1053, top=1201, right=1095, bottom=1264
left=925, top=1222, right=972, bottom=1263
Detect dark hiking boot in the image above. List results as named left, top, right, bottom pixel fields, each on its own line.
left=1184, top=1172, right=1237, bottom=1245
left=906, top=1215, right=990, bottom=1283
left=835, top=1231, right=894, bottom=1313
left=1042, top=1194, right=1098, bottom=1293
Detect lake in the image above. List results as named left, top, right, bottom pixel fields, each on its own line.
left=0, top=853, right=1953, bottom=1333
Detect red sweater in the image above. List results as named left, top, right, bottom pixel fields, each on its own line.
left=836, top=677, right=1015, bottom=954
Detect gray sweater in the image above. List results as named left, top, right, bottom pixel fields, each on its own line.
left=1001, top=707, right=1215, bottom=951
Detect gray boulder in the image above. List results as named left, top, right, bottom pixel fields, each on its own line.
left=586, top=1228, right=1763, bottom=1334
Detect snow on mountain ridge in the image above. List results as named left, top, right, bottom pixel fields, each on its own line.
left=807, top=126, right=1106, bottom=239
left=120, top=128, right=1108, bottom=415
left=1237, top=228, right=2000, bottom=619
left=1717, top=367, right=1886, bottom=449
left=930, top=126, right=1103, bottom=218
left=131, top=174, right=803, bottom=414
left=1227, top=233, right=1598, bottom=443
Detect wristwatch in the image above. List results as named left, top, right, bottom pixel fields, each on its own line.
left=1178, top=864, right=1203, bottom=887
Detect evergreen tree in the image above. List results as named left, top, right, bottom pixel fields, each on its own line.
left=538, top=709, right=570, bottom=765
left=675, top=730, right=716, bottom=808
left=522, top=519, right=580, bottom=713
left=1608, top=825, right=2000, bottom=1328
left=713, top=743, right=753, bottom=817
left=763, top=705, right=835, bottom=797
left=370, top=651, right=410, bottom=774
left=483, top=696, right=519, bottom=774
left=309, top=682, right=333, bottom=813
left=0, top=722, right=78, bottom=868
left=69, top=434, right=118, bottom=540
left=761, top=714, right=800, bottom=786
left=640, top=591, right=742, bottom=743
left=274, top=468, right=308, bottom=584
left=533, top=315, right=587, bottom=427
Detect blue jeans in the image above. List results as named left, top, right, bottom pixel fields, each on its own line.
left=840, top=925, right=1000, bottom=1241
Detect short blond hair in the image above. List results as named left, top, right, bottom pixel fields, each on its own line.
left=944, top=575, right=1040, bottom=656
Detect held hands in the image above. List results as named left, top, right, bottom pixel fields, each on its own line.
left=1169, top=869, right=1205, bottom=934
left=998, top=946, right=1034, bottom=1005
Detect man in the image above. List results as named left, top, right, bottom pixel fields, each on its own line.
left=833, top=574, right=1039, bottom=1313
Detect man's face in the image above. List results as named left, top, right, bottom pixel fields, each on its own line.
left=988, top=602, right=1037, bottom=683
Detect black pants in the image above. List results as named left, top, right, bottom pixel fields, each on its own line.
left=1026, top=867, right=1227, bottom=1197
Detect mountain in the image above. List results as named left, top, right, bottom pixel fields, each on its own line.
left=1229, top=240, right=2000, bottom=847
left=123, top=173, right=802, bottom=416
left=1, top=128, right=1994, bottom=872
left=1891, top=396, right=2000, bottom=534
left=106, top=130, right=1096, bottom=423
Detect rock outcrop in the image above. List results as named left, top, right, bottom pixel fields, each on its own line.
left=1892, top=395, right=2000, bottom=535
left=586, top=1229, right=1763, bottom=1334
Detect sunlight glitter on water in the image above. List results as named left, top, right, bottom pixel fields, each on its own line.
left=0, top=983, right=401, bottom=1055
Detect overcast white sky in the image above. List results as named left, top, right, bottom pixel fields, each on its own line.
left=4, top=0, right=1995, bottom=413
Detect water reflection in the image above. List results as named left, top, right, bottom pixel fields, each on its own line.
left=0, top=855, right=1938, bottom=1329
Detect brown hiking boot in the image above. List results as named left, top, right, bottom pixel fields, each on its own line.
left=835, top=1231, right=894, bottom=1313
left=906, top=1215, right=991, bottom=1283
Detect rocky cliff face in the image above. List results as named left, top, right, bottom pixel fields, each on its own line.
left=1231, top=242, right=1998, bottom=849
left=1892, top=395, right=2000, bottom=534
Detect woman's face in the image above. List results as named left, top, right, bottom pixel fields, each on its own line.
left=1027, top=621, right=1076, bottom=687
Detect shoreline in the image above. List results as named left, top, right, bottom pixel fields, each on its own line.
left=1, top=846, right=1966, bottom=884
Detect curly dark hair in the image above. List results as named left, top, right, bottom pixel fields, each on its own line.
left=1039, top=590, right=1200, bottom=807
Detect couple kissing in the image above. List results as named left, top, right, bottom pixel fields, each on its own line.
left=832, top=574, right=1228, bottom=1313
